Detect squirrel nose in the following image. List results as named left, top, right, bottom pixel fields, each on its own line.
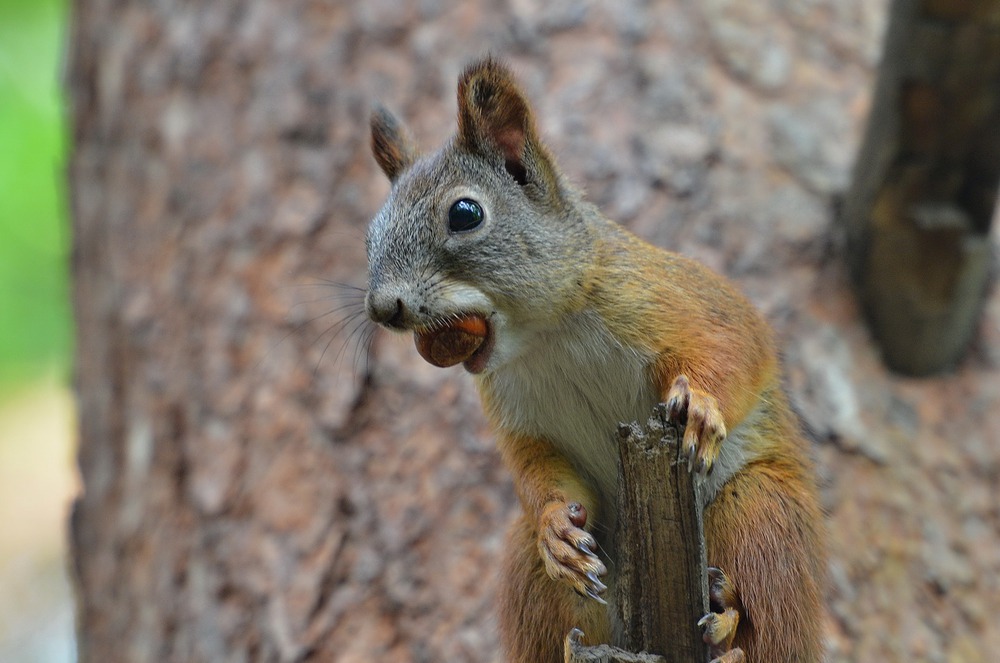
left=366, top=290, right=408, bottom=329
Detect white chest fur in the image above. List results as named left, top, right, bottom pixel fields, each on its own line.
left=484, top=311, right=658, bottom=522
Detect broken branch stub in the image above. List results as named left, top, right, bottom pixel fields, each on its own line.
left=613, top=405, right=710, bottom=662
left=564, top=405, right=710, bottom=663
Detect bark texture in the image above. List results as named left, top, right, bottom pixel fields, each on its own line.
left=69, top=2, right=509, bottom=661
left=70, top=1, right=1000, bottom=662
left=613, top=412, right=708, bottom=663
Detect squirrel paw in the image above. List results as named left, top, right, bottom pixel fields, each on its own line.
left=537, top=501, right=608, bottom=604
left=699, top=567, right=744, bottom=661
left=665, top=375, right=727, bottom=474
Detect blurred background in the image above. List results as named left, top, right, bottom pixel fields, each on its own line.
left=0, top=0, right=77, bottom=661
left=4, top=0, right=1000, bottom=661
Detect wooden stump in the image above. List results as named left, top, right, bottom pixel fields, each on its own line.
left=567, top=405, right=709, bottom=663
left=614, top=406, right=709, bottom=662
left=842, top=0, right=1000, bottom=375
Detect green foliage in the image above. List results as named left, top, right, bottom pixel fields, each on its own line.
left=0, top=0, right=71, bottom=392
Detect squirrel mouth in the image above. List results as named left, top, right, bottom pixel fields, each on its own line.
left=413, top=314, right=494, bottom=374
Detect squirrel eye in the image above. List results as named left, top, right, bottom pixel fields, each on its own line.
left=448, top=198, right=484, bottom=233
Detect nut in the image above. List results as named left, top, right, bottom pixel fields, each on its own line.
left=414, top=316, right=488, bottom=367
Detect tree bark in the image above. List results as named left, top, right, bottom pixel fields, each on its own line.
left=612, top=410, right=709, bottom=662
left=68, top=2, right=514, bottom=661
left=843, top=0, right=1000, bottom=375
left=567, top=409, right=709, bottom=663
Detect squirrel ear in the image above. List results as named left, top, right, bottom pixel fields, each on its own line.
left=457, top=58, right=547, bottom=187
left=371, top=104, right=417, bottom=182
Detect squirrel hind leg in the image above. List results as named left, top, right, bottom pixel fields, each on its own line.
left=704, top=463, right=826, bottom=663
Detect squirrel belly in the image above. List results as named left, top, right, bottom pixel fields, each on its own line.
left=479, top=307, right=660, bottom=537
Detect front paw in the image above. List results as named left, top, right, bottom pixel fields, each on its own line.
left=537, top=501, right=608, bottom=604
left=665, top=375, right=727, bottom=474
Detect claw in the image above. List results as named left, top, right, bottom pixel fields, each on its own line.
left=694, top=456, right=707, bottom=475
left=665, top=375, right=726, bottom=477
left=539, top=501, right=611, bottom=602
left=586, top=571, right=608, bottom=592
left=666, top=375, right=690, bottom=422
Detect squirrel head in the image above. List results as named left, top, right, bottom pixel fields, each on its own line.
left=365, top=57, right=593, bottom=374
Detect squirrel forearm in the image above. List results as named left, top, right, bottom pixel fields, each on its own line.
left=495, top=429, right=599, bottom=523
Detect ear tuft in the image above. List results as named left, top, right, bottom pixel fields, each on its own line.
left=457, top=58, right=537, bottom=185
left=370, top=104, right=417, bottom=182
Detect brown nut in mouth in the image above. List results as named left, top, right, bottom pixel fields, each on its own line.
left=413, top=315, right=489, bottom=369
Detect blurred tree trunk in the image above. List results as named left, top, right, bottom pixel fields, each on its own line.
left=68, top=2, right=511, bottom=661
left=843, top=0, right=1000, bottom=375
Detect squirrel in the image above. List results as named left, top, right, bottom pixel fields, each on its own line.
left=364, top=57, right=826, bottom=663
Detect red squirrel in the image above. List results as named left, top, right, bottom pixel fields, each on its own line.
left=364, top=57, right=826, bottom=663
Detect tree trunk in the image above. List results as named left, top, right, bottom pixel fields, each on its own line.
left=842, top=0, right=1000, bottom=375
left=69, top=1, right=930, bottom=662
left=69, top=2, right=514, bottom=661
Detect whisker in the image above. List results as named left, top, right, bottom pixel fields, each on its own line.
left=290, top=302, right=361, bottom=328
left=349, top=318, right=379, bottom=381
left=310, top=309, right=365, bottom=354
left=329, top=315, right=366, bottom=373
left=281, top=285, right=367, bottom=300
left=359, top=324, right=378, bottom=379
left=316, top=310, right=371, bottom=377
left=287, top=293, right=367, bottom=312
left=253, top=306, right=352, bottom=374
left=304, top=277, right=368, bottom=292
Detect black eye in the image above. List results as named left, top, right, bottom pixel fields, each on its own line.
left=448, top=198, right=484, bottom=233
